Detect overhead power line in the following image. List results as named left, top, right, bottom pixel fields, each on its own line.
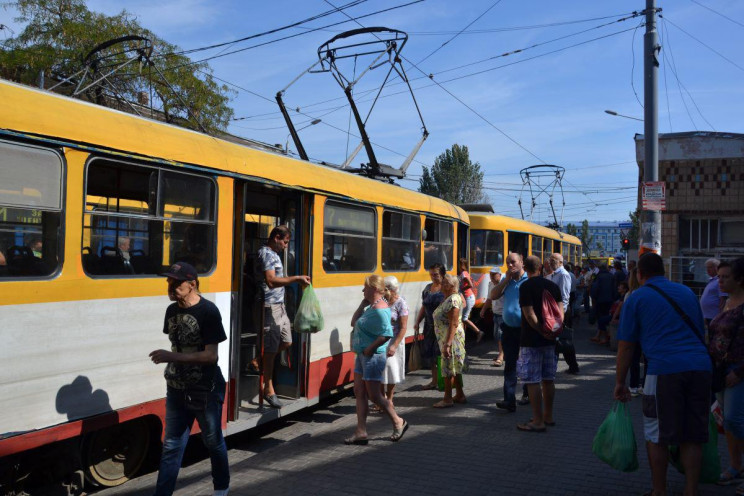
left=661, top=15, right=744, bottom=73
left=690, top=0, right=744, bottom=29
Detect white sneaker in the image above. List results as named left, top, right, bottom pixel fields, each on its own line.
left=214, top=489, right=229, bottom=496
left=629, top=387, right=641, bottom=397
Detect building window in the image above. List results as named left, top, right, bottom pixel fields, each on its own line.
left=0, top=140, right=64, bottom=278
left=720, top=220, right=744, bottom=247
left=323, top=201, right=376, bottom=272
left=382, top=210, right=420, bottom=271
left=84, top=159, right=216, bottom=276
left=678, top=218, right=718, bottom=252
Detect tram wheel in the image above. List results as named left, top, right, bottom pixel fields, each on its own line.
left=81, top=418, right=152, bottom=487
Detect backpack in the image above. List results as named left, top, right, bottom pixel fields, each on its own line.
left=541, top=289, right=564, bottom=339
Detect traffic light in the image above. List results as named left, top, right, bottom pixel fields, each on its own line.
left=621, top=238, right=630, bottom=250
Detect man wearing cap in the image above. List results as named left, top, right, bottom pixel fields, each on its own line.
left=149, top=262, right=230, bottom=496
left=481, top=266, right=505, bottom=367
left=257, top=225, right=311, bottom=408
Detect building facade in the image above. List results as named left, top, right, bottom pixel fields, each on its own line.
left=634, top=131, right=744, bottom=290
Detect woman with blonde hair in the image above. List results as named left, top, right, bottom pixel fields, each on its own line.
left=345, top=275, right=408, bottom=444
left=374, top=276, right=409, bottom=409
left=432, top=273, right=467, bottom=408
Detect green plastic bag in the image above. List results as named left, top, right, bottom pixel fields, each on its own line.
left=436, top=356, right=463, bottom=391
left=669, top=413, right=720, bottom=484
left=592, top=401, right=639, bottom=472
left=293, top=284, right=324, bottom=333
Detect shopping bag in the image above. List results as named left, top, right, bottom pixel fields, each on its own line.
left=668, top=413, right=720, bottom=484
left=293, top=284, right=324, bottom=333
left=408, top=338, right=422, bottom=372
left=592, top=401, right=639, bottom=472
left=437, top=355, right=463, bottom=390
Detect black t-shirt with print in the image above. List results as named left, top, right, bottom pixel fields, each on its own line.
left=519, top=276, right=562, bottom=348
left=162, top=297, right=227, bottom=391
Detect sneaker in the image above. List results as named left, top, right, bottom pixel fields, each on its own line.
left=496, top=401, right=516, bottom=413
left=629, top=387, right=639, bottom=396
left=517, top=396, right=530, bottom=406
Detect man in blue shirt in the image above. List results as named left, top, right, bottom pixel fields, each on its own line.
left=491, top=252, right=528, bottom=412
left=700, top=258, right=726, bottom=327
left=547, top=253, right=580, bottom=374
left=615, top=253, right=711, bottom=496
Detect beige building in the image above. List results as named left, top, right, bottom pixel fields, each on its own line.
left=634, top=132, right=744, bottom=288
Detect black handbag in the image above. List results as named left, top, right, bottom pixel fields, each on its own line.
left=184, top=389, right=210, bottom=412
left=645, top=284, right=721, bottom=391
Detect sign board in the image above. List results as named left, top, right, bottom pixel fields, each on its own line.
left=618, top=222, right=633, bottom=229
left=642, top=182, right=666, bottom=211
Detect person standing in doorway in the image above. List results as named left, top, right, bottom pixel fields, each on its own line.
left=257, top=225, right=310, bottom=408
left=149, top=262, right=230, bottom=496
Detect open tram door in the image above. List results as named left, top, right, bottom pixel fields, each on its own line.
left=229, top=181, right=311, bottom=421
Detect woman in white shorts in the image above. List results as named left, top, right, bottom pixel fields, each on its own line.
left=378, top=276, right=408, bottom=409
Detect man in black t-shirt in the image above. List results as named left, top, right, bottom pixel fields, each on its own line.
left=516, top=255, right=563, bottom=433
left=149, top=262, right=230, bottom=496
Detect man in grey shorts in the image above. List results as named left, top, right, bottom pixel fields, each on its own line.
left=257, top=225, right=310, bottom=408
left=615, top=253, right=711, bottom=496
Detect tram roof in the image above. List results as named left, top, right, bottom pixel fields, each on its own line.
left=0, top=79, right=467, bottom=223
left=468, top=213, right=581, bottom=244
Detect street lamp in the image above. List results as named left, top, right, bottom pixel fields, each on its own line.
left=604, top=109, right=643, bottom=122
left=286, top=119, right=321, bottom=154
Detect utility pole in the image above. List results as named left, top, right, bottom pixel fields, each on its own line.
left=640, top=0, right=662, bottom=255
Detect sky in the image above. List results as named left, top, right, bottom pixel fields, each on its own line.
left=2, top=0, right=743, bottom=225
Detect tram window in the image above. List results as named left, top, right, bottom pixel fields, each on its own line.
left=423, top=219, right=453, bottom=270
left=543, top=238, right=551, bottom=257
left=507, top=231, right=528, bottom=260
left=382, top=211, right=420, bottom=271
left=84, top=159, right=216, bottom=276
left=532, top=236, right=543, bottom=262
left=0, top=140, right=63, bottom=279
left=323, top=202, right=376, bottom=272
left=470, top=229, right=503, bottom=267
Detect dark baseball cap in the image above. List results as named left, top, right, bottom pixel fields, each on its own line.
left=160, top=262, right=198, bottom=281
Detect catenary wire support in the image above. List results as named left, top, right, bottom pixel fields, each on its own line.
left=518, top=164, right=566, bottom=229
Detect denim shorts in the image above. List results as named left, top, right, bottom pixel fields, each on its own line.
left=354, top=352, right=387, bottom=382
left=517, top=345, right=557, bottom=383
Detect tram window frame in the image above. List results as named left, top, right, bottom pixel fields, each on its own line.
left=532, top=235, right=543, bottom=262
left=0, top=139, right=65, bottom=280
left=322, top=200, right=377, bottom=273
left=470, top=229, right=503, bottom=267
left=423, top=218, right=453, bottom=270
left=507, top=231, right=528, bottom=260
left=83, top=157, right=217, bottom=277
left=381, top=210, right=420, bottom=272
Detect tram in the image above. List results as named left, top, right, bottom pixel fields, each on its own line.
left=461, top=205, right=582, bottom=308
left=0, top=79, right=468, bottom=489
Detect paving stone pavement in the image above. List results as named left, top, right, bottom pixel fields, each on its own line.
left=98, top=319, right=733, bottom=496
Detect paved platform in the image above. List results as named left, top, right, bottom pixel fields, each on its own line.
left=98, top=319, right=732, bottom=496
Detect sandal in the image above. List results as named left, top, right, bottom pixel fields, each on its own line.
left=492, top=359, right=504, bottom=367
left=344, top=435, right=369, bottom=445
left=421, top=383, right=438, bottom=391
left=433, top=401, right=454, bottom=408
left=718, top=466, right=744, bottom=486
left=390, top=420, right=409, bottom=442
left=516, top=422, right=546, bottom=433
left=369, top=403, right=383, bottom=414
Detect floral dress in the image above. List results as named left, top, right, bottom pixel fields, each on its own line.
left=432, top=293, right=466, bottom=377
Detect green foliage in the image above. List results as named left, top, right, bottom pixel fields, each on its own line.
left=627, top=208, right=640, bottom=248
left=565, top=222, right=578, bottom=236
left=0, top=0, right=234, bottom=133
left=580, top=219, right=593, bottom=254
left=418, top=144, right=485, bottom=204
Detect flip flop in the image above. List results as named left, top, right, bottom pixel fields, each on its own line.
left=390, top=420, right=409, bottom=442
left=433, top=401, right=454, bottom=408
left=344, top=435, right=369, bottom=445
left=492, top=359, right=504, bottom=367
left=517, top=422, right=547, bottom=433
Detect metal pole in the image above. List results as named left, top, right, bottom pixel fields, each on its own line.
left=641, top=0, right=662, bottom=255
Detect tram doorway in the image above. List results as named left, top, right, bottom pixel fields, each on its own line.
left=231, top=181, right=310, bottom=420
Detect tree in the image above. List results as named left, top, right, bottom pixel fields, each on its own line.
left=418, top=144, right=485, bottom=204
left=627, top=208, right=641, bottom=248
left=565, top=222, right=578, bottom=236
left=0, top=0, right=234, bottom=133
left=580, top=219, right=593, bottom=253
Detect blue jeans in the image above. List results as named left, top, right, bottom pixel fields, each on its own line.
left=154, top=382, right=229, bottom=495
left=492, top=314, right=503, bottom=343
left=501, top=324, right=521, bottom=406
